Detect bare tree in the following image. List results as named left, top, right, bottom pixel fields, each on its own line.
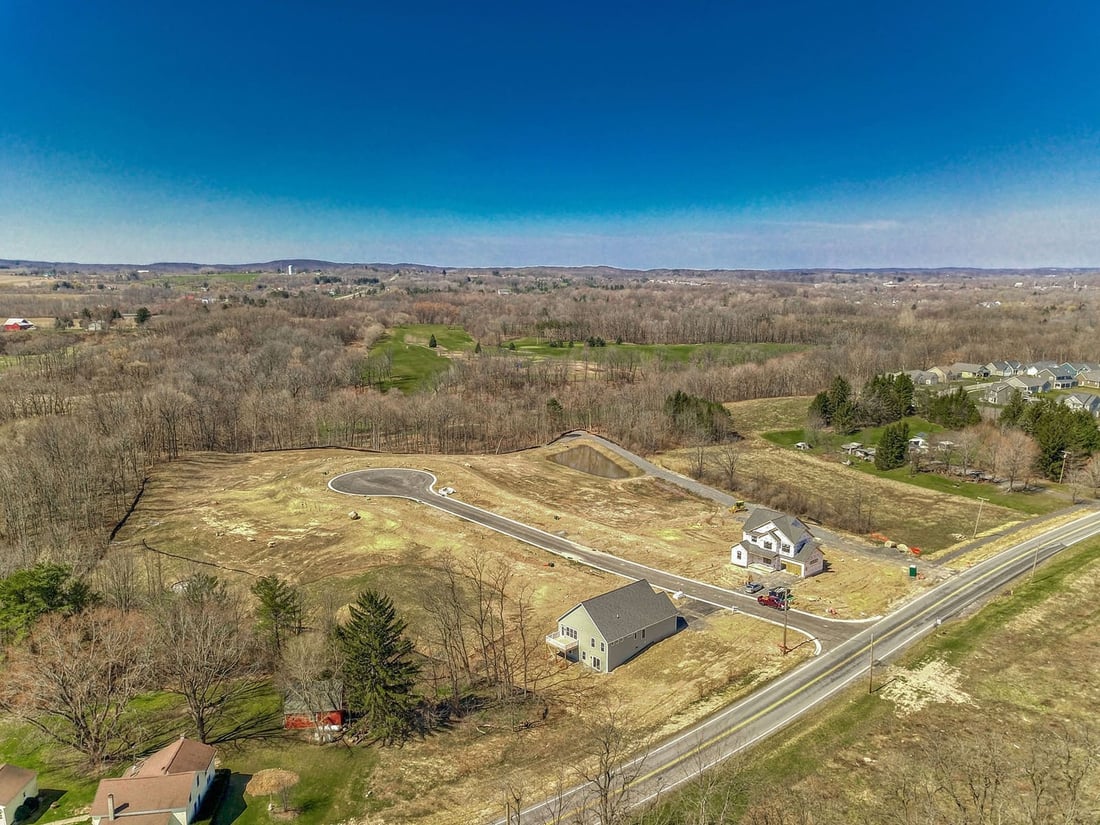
left=0, top=609, right=153, bottom=766
left=708, top=443, right=740, bottom=491
left=1078, top=454, right=1100, bottom=497
left=154, top=586, right=263, bottom=743
left=576, top=700, right=650, bottom=825
left=996, top=428, right=1040, bottom=492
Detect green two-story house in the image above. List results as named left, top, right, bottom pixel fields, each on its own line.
left=546, top=579, right=680, bottom=673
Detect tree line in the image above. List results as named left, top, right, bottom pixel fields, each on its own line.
left=0, top=545, right=550, bottom=766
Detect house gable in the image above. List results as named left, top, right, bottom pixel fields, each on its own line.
left=732, top=508, right=823, bottom=578
left=552, top=579, right=679, bottom=673
left=90, top=738, right=215, bottom=825
left=0, top=764, right=37, bottom=825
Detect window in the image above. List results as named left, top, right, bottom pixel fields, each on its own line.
left=581, top=650, right=586, bottom=660
left=763, top=539, right=773, bottom=550
left=600, top=641, right=605, bottom=652
left=591, top=638, right=596, bottom=647
left=562, top=626, right=578, bottom=639
left=641, top=628, right=646, bottom=639
left=592, top=657, right=601, bottom=670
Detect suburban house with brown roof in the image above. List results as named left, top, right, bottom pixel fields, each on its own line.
left=731, top=508, right=824, bottom=578
left=0, top=765, right=37, bottom=825
left=545, top=579, right=679, bottom=673
left=90, top=737, right=216, bottom=825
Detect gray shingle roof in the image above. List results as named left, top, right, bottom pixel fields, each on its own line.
left=743, top=508, right=813, bottom=545
left=568, top=579, right=678, bottom=644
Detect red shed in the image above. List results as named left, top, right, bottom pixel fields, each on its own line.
left=283, top=679, right=346, bottom=731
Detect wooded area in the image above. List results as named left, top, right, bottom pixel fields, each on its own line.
left=2, top=266, right=1097, bottom=577
left=1, top=264, right=1099, bottom=820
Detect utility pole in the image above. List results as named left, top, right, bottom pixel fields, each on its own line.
left=782, top=596, right=789, bottom=653
left=1059, top=450, right=1072, bottom=484
left=868, top=631, right=875, bottom=694
left=972, top=496, right=989, bottom=539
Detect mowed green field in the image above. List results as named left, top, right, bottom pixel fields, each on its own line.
left=366, top=324, right=475, bottom=391
left=507, top=338, right=805, bottom=363
left=367, top=327, right=805, bottom=392
left=163, top=272, right=264, bottom=287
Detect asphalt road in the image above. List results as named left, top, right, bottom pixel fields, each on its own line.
left=487, top=508, right=1100, bottom=825
left=328, top=467, right=868, bottom=649
left=561, top=431, right=866, bottom=555
left=330, top=462, right=1100, bottom=824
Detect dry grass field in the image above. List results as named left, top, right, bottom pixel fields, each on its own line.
left=719, top=397, right=1033, bottom=552
left=109, top=416, right=1057, bottom=823
left=115, top=446, right=821, bottom=824
left=725, top=536, right=1100, bottom=821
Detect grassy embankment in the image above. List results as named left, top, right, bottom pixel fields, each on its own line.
left=764, top=418, right=1058, bottom=515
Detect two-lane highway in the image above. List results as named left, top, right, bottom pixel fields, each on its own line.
left=490, top=508, right=1100, bottom=824
left=329, top=465, right=1100, bottom=825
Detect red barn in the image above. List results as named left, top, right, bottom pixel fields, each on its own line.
left=3, top=318, right=34, bottom=331
left=283, top=679, right=346, bottom=731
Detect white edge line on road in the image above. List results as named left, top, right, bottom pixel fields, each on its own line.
left=630, top=616, right=940, bottom=809
left=329, top=469, right=849, bottom=636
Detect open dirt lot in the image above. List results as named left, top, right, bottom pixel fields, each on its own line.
left=119, top=442, right=933, bottom=619
left=116, top=446, right=819, bottom=824
left=110, top=429, right=1074, bottom=823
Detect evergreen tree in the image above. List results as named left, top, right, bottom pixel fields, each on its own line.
left=808, top=391, right=832, bottom=425
left=831, top=399, right=861, bottom=435
left=0, top=563, right=92, bottom=644
left=999, top=390, right=1027, bottom=427
left=1015, top=398, right=1100, bottom=479
left=921, top=387, right=980, bottom=429
left=875, top=421, right=910, bottom=470
left=664, top=390, right=734, bottom=441
left=428, top=334, right=437, bottom=348
left=251, top=576, right=303, bottom=658
left=893, top=373, right=915, bottom=415
left=826, top=376, right=851, bottom=416
left=337, top=589, right=420, bottom=745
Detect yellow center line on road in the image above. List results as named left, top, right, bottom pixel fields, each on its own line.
left=597, top=522, right=1100, bottom=815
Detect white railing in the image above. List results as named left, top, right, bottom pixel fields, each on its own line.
left=545, top=632, right=578, bottom=652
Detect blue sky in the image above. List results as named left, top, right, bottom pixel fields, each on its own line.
left=2, top=1, right=1100, bottom=268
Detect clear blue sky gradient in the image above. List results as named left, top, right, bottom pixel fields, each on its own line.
left=3, top=1, right=1100, bottom=267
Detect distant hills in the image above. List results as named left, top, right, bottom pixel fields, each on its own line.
left=1, top=258, right=1099, bottom=280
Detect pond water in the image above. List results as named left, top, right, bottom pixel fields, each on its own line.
left=549, top=445, right=632, bottom=479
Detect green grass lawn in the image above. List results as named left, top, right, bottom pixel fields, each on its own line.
left=0, top=722, right=99, bottom=822
left=211, top=739, right=381, bottom=825
left=165, top=273, right=263, bottom=287
left=505, top=339, right=804, bottom=363
left=0, top=682, right=291, bottom=824
left=762, top=416, right=1060, bottom=517
left=365, top=324, right=474, bottom=392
